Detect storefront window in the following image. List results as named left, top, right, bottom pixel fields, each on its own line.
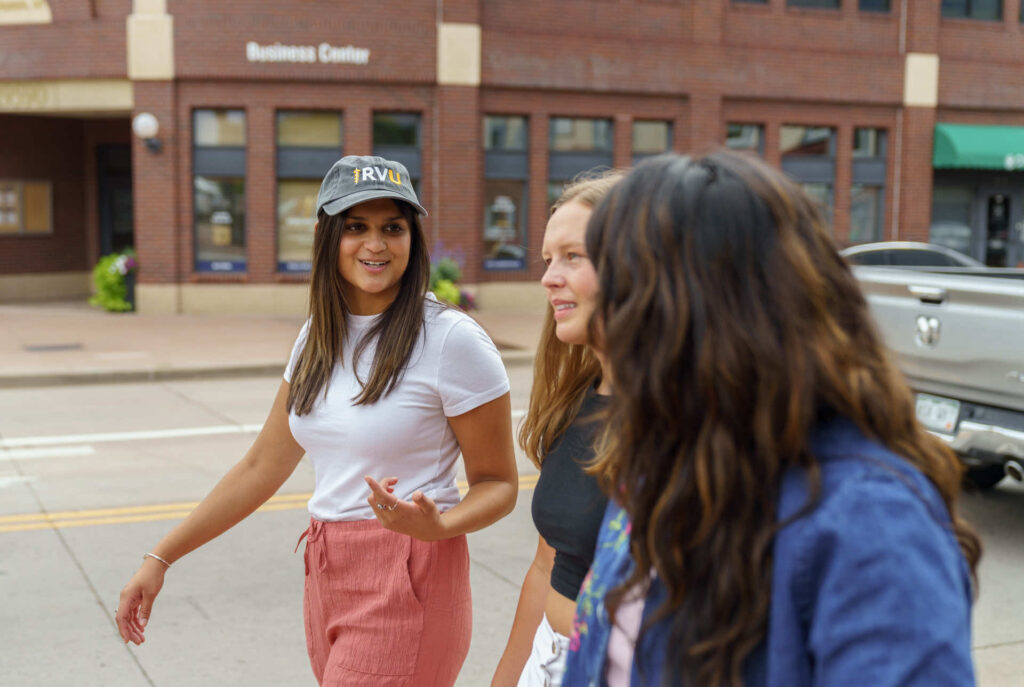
left=373, top=113, right=419, bottom=146
left=193, top=109, right=246, bottom=272
left=633, top=121, right=672, bottom=163
left=788, top=0, right=840, bottom=7
left=194, top=110, right=246, bottom=146
left=782, top=125, right=836, bottom=231
left=484, top=115, right=529, bottom=271
left=483, top=180, right=528, bottom=270
left=277, top=111, right=342, bottom=148
left=548, top=117, right=614, bottom=221
left=0, top=180, right=51, bottom=235
left=850, top=128, right=887, bottom=244
left=632, top=121, right=671, bottom=154
left=484, top=116, right=527, bottom=151
left=941, top=0, right=1003, bottom=21
left=930, top=185, right=973, bottom=255
left=374, top=112, right=422, bottom=195
left=860, top=0, right=891, bottom=11
left=194, top=177, right=246, bottom=272
left=802, top=182, right=835, bottom=227
left=726, top=123, right=764, bottom=156
left=850, top=184, right=884, bottom=243
left=550, top=117, right=613, bottom=152
left=277, top=180, right=319, bottom=272
left=276, top=111, right=342, bottom=272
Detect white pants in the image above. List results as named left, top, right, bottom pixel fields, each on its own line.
left=517, top=613, right=570, bottom=687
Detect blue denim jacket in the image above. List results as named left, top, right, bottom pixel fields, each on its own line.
left=563, top=416, right=975, bottom=687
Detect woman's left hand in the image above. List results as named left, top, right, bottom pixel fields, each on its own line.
left=365, top=476, right=449, bottom=541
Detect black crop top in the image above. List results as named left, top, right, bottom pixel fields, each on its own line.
left=531, top=388, right=611, bottom=601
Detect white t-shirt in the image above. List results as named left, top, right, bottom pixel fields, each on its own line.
left=284, top=297, right=510, bottom=521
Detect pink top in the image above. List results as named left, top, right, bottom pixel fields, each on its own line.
left=605, top=589, right=645, bottom=686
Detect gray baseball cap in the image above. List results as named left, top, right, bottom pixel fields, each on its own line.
left=315, top=155, right=427, bottom=217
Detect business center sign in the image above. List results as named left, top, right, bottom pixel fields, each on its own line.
left=246, top=41, right=370, bottom=65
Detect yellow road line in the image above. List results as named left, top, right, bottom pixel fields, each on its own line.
left=0, top=474, right=539, bottom=534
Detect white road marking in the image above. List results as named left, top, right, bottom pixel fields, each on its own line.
left=0, top=424, right=264, bottom=449
left=0, top=445, right=96, bottom=461
left=0, top=411, right=528, bottom=451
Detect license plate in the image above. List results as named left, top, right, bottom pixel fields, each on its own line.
left=915, top=393, right=961, bottom=435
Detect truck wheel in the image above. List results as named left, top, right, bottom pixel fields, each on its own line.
left=964, top=464, right=1005, bottom=491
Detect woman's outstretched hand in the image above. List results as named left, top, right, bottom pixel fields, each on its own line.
left=365, top=476, right=449, bottom=542
left=115, top=558, right=167, bottom=645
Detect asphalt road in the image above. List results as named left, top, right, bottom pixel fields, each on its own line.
left=0, top=370, right=1021, bottom=686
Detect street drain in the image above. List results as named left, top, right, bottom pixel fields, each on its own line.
left=23, top=343, right=84, bottom=352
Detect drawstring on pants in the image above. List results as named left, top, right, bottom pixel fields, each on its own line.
left=295, top=518, right=327, bottom=575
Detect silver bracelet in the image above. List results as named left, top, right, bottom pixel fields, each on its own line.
left=143, top=552, right=171, bottom=568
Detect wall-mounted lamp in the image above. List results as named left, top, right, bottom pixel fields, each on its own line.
left=132, top=112, right=162, bottom=153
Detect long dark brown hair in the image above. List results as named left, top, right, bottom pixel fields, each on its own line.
left=586, top=151, right=981, bottom=686
left=519, top=170, right=623, bottom=467
left=287, top=200, right=430, bottom=414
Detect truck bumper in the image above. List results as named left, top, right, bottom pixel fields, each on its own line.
left=933, top=420, right=1024, bottom=466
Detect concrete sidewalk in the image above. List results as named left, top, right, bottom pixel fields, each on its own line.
left=0, top=299, right=543, bottom=388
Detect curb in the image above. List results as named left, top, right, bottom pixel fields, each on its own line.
left=0, top=363, right=288, bottom=389
left=0, top=350, right=536, bottom=388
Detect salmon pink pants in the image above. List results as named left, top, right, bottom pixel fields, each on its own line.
left=297, top=518, right=472, bottom=687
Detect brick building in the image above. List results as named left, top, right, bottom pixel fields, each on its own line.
left=2, top=0, right=1023, bottom=313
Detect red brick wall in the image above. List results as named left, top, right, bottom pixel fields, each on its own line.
left=0, top=4, right=127, bottom=80
left=12, top=0, right=1024, bottom=286
left=171, top=0, right=437, bottom=83
left=0, top=116, right=89, bottom=274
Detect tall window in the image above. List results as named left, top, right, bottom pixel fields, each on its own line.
left=276, top=111, right=342, bottom=273
left=193, top=109, right=246, bottom=273
left=483, top=116, right=529, bottom=271
left=373, top=112, right=421, bottom=194
left=930, top=186, right=974, bottom=256
left=942, top=0, right=1002, bottom=20
left=548, top=117, right=613, bottom=207
left=632, top=120, right=672, bottom=164
left=726, top=123, right=764, bottom=156
left=0, top=180, right=51, bottom=235
left=850, top=128, right=888, bottom=244
left=781, top=125, right=837, bottom=228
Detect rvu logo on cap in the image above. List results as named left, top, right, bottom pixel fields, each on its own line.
left=353, top=166, right=404, bottom=185
left=316, top=155, right=427, bottom=218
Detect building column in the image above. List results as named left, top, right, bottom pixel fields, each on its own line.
left=834, top=123, right=854, bottom=243
left=436, top=21, right=483, bottom=282
left=686, top=90, right=723, bottom=157
left=896, top=53, right=939, bottom=241
left=127, top=0, right=179, bottom=313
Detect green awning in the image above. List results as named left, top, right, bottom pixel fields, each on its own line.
left=934, top=123, right=1024, bottom=170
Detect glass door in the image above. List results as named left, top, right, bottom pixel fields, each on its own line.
left=977, top=188, right=1022, bottom=267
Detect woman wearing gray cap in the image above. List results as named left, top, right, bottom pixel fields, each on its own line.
left=115, top=155, right=518, bottom=686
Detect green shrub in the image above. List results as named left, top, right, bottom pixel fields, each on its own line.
left=433, top=278, right=462, bottom=307
left=430, top=257, right=462, bottom=289
left=89, top=250, right=137, bottom=312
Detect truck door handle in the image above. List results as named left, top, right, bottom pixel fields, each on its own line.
left=908, top=285, right=947, bottom=304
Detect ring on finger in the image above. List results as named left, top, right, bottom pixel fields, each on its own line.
left=387, top=503, right=399, bottom=511
left=376, top=503, right=385, bottom=511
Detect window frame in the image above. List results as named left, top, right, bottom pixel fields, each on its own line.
left=0, top=179, right=53, bottom=236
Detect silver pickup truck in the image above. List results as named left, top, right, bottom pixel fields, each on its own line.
left=853, top=266, right=1024, bottom=489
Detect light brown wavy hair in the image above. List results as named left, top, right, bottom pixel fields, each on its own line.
left=287, top=201, right=430, bottom=414
left=518, top=170, right=624, bottom=468
left=585, top=151, right=981, bottom=686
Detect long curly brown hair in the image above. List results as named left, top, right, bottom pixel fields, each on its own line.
left=585, top=151, right=981, bottom=686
